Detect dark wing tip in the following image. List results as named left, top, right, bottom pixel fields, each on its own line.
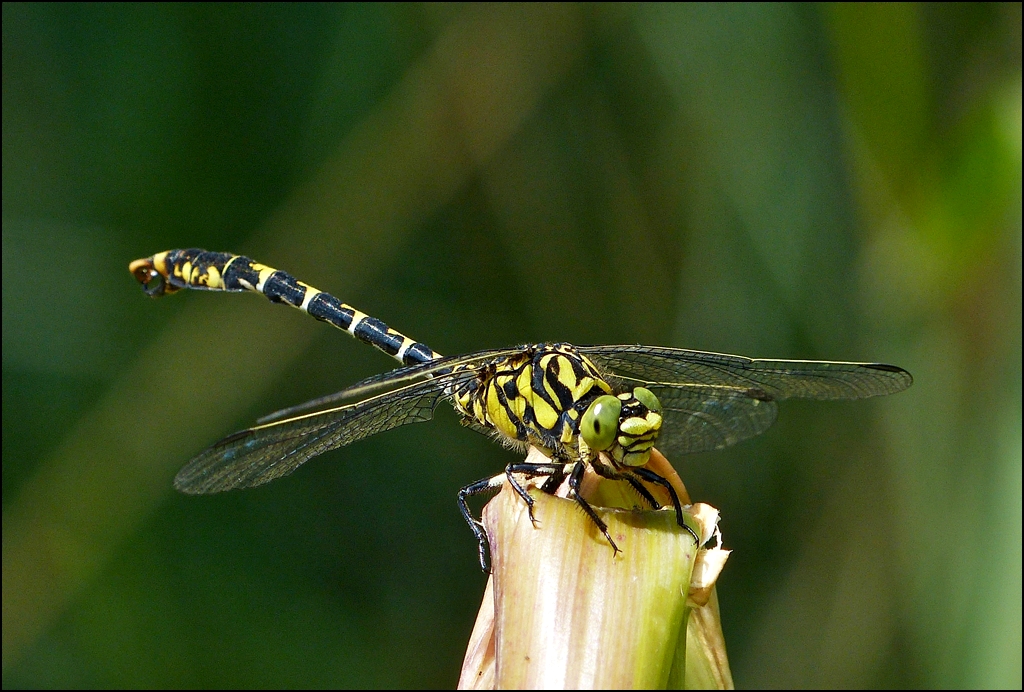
left=212, top=427, right=257, bottom=447
left=863, top=362, right=906, bottom=373
left=862, top=363, right=914, bottom=392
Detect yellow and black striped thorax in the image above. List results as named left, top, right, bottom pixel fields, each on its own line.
left=130, top=249, right=439, bottom=366
left=449, top=343, right=615, bottom=453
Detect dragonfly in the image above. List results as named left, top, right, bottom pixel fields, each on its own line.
left=131, top=248, right=913, bottom=568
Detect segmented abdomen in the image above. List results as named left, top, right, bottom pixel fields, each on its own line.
left=130, top=248, right=439, bottom=366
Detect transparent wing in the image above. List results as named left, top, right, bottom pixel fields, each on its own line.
left=336, top=346, right=527, bottom=398
left=581, top=344, right=911, bottom=454
left=174, top=375, right=466, bottom=494
left=256, top=346, right=525, bottom=424
left=580, top=345, right=912, bottom=400
left=649, top=385, right=778, bottom=455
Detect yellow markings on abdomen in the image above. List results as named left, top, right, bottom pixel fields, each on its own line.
left=253, top=265, right=277, bottom=293
left=202, top=264, right=224, bottom=289
left=346, top=309, right=369, bottom=336
left=151, top=251, right=170, bottom=276
left=298, top=283, right=321, bottom=311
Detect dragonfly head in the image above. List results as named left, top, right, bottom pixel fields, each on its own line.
left=580, top=387, right=663, bottom=467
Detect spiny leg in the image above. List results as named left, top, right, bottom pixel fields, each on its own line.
left=590, top=454, right=662, bottom=511
left=591, top=457, right=700, bottom=547
left=505, top=461, right=565, bottom=526
left=458, top=474, right=504, bottom=571
left=458, top=462, right=564, bottom=571
left=539, top=464, right=567, bottom=494
left=568, top=462, right=620, bottom=556
left=629, top=466, right=700, bottom=546
left=623, top=475, right=662, bottom=510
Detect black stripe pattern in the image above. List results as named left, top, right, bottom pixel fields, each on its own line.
left=131, top=248, right=439, bottom=367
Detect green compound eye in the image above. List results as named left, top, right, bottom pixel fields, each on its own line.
left=581, top=395, right=622, bottom=451
left=633, top=386, right=661, bottom=413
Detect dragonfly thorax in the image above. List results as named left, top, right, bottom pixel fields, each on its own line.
left=450, top=343, right=663, bottom=468
left=451, top=343, right=611, bottom=454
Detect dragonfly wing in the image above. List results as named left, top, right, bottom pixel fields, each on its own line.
left=580, top=345, right=912, bottom=400
left=174, top=377, right=455, bottom=494
left=336, top=346, right=528, bottom=400
left=650, top=385, right=779, bottom=455
left=257, top=346, right=528, bottom=423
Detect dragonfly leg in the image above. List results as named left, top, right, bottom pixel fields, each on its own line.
left=568, top=461, right=620, bottom=556
left=590, top=457, right=699, bottom=547
left=505, top=461, right=565, bottom=526
left=538, top=463, right=567, bottom=494
left=590, top=455, right=661, bottom=511
left=624, top=475, right=662, bottom=510
left=457, top=461, right=564, bottom=571
left=629, top=466, right=699, bottom=546
left=458, top=474, right=504, bottom=572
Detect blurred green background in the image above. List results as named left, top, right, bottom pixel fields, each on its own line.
left=3, top=3, right=1020, bottom=688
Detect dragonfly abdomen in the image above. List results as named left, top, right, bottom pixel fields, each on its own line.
left=130, top=248, right=440, bottom=366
